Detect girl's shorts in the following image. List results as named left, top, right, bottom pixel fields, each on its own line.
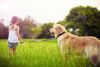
left=8, top=42, right=18, bottom=48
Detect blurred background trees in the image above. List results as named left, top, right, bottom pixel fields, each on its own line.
left=36, top=23, right=54, bottom=39
left=0, top=16, right=53, bottom=39
left=19, top=16, right=37, bottom=38
left=0, top=22, right=8, bottom=39
left=59, top=6, right=100, bottom=38
left=0, top=6, right=100, bottom=39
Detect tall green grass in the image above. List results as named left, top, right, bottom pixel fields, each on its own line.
left=0, top=39, right=92, bottom=67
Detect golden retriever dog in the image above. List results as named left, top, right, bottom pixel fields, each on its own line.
left=50, top=24, right=100, bottom=67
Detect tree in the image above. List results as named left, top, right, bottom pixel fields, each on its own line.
left=37, top=23, right=54, bottom=38
left=64, top=6, right=100, bottom=38
left=0, top=22, right=8, bottom=39
left=19, top=16, right=37, bottom=38
left=31, top=26, right=42, bottom=38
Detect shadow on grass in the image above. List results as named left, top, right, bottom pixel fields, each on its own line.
left=63, top=54, right=93, bottom=67
left=0, top=56, right=18, bottom=67
left=0, top=56, right=10, bottom=67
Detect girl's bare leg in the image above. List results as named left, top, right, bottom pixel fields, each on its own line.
left=9, top=48, right=13, bottom=57
left=13, top=48, right=16, bottom=55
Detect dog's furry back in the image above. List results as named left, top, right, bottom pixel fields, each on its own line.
left=59, top=32, right=100, bottom=64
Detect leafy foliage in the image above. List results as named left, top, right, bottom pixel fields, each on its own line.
left=61, top=6, right=100, bottom=38
left=19, top=16, right=37, bottom=38
left=0, top=22, right=8, bottom=39
left=37, top=23, right=54, bottom=38
left=31, top=26, right=42, bottom=38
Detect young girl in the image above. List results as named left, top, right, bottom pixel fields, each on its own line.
left=8, top=16, right=22, bottom=56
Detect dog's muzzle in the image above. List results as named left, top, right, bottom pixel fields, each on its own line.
left=49, top=28, right=54, bottom=36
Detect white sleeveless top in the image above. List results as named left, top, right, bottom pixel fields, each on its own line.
left=8, top=26, right=19, bottom=43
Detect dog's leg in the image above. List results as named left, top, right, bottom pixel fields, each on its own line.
left=90, top=55, right=100, bottom=67
left=85, top=45, right=99, bottom=67
left=91, top=55, right=98, bottom=64
left=60, top=45, right=70, bottom=61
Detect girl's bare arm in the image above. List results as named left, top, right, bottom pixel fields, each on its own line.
left=16, top=26, right=22, bottom=42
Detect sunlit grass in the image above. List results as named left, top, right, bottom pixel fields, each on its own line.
left=0, top=39, right=92, bottom=67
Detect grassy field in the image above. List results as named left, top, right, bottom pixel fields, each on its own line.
left=0, top=39, right=93, bottom=67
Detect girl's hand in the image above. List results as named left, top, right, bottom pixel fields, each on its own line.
left=20, top=40, right=24, bottom=44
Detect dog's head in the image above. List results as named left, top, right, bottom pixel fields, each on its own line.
left=49, top=24, right=67, bottom=38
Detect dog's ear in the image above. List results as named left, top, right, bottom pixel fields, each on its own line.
left=54, top=24, right=67, bottom=33
left=55, top=26, right=63, bottom=33
left=56, top=26, right=67, bottom=32
left=55, top=26, right=62, bottom=31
